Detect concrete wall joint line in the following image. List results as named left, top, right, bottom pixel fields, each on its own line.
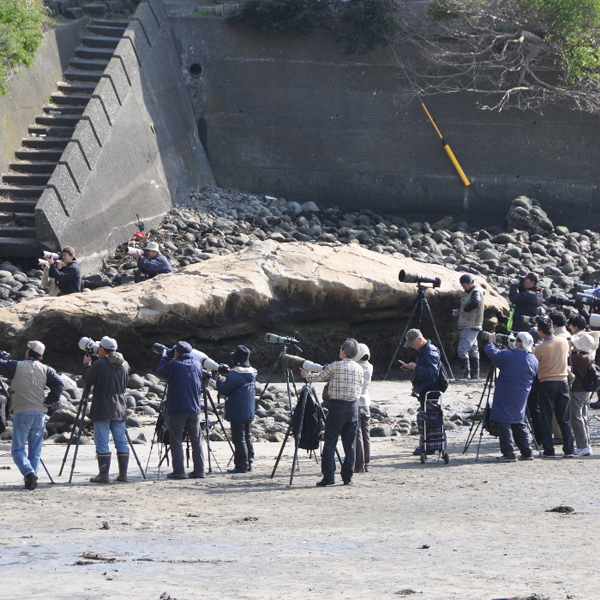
left=45, top=185, right=71, bottom=218
left=67, top=139, right=93, bottom=171
left=57, top=160, right=81, bottom=193
left=129, top=18, right=153, bottom=48
left=112, top=53, right=135, bottom=85
left=90, top=94, right=113, bottom=127
left=78, top=116, right=103, bottom=148
left=99, top=74, right=123, bottom=106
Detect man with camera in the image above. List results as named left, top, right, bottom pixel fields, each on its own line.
left=44, top=246, right=83, bottom=295
left=0, top=341, right=63, bottom=490
left=130, top=242, right=173, bottom=283
left=456, top=273, right=485, bottom=379
left=484, top=332, right=538, bottom=461
left=156, top=341, right=205, bottom=479
left=508, top=272, right=543, bottom=332
left=533, top=316, right=575, bottom=458
left=301, top=339, right=364, bottom=487
left=83, top=336, right=130, bottom=483
left=216, top=345, right=256, bottom=474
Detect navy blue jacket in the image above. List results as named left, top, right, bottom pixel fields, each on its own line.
left=137, top=252, right=173, bottom=276
left=156, top=353, right=202, bottom=414
left=485, top=343, right=539, bottom=423
left=509, top=284, right=543, bottom=332
left=413, top=341, right=441, bottom=394
left=217, top=367, right=257, bottom=424
left=49, top=260, right=82, bottom=295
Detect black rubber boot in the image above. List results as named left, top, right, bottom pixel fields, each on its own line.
left=469, top=357, right=480, bottom=379
left=90, top=454, right=111, bottom=483
left=116, top=453, right=129, bottom=483
left=459, top=357, right=470, bottom=379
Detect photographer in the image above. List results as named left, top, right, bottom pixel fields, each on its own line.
left=0, top=341, right=63, bottom=490
left=484, top=333, right=538, bottom=461
left=508, top=272, right=543, bottom=332
left=83, top=337, right=130, bottom=483
left=156, top=341, right=205, bottom=480
left=569, top=333, right=595, bottom=456
left=301, top=339, right=363, bottom=487
left=215, top=345, right=256, bottom=474
left=45, top=246, right=82, bottom=296
left=456, top=273, right=485, bottom=379
left=131, top=242, right=173, bottom=283
left=352, top=343, right=373, bottom=473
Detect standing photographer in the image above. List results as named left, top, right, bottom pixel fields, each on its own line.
left=216, top=345, right=257, bottom=474
left=130, top=242, right=173, bottom=283
left=353, top=343, right=373, bottom=473
left=0, top=341, right=63, bottom=490
left=301, top=339, right=363, bottom=487
left=508, top=272, right=543, bottom=332
left=456, top=274, right=485, bottom=379
left=569, top=333, right=595, bottom=456
left=156, top=341, right=205, bottom=479
left=484, top=332, right=538, bottom=461
left=45, top=246, right=82, bottom=295
left=83, top=337, right=130, bottom=483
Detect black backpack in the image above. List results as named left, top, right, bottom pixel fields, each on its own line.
left=437, top=364, right=449, bottom=393
left=583, top=359, right=600, bottom=392
left=291, top=389, right=323, bottom=450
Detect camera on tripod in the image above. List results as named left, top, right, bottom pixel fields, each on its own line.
left=79, top=337, right=100, bottom=356
left=398, top=270, right=441, bottom=288
left=480, top=331, right=516, bottom=348
left=280, top=354, right=323, bottom=374
left=547, top=294, right=580, bottom=309
left=264, top=332, right=300, bottom=345
left=575, top=293, right=600, bottom=308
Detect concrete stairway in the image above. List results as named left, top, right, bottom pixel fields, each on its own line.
left=0, top=19, right=129, bottom=259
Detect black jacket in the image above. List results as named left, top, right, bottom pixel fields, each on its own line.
left=509, top=284, right=543, bottom=332
left=83, top=353, right=130, bottom=422
left=49, top=260, right=82, bottom=295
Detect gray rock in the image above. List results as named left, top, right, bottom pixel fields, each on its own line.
left=370, top=425, right=392, bottom=437
left=126, top=416, right=141, bottom=427
left=127, top=374, right=145, bottom=389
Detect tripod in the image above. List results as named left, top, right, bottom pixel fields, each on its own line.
left=258, top=339, right=301, bottom=412
left=0, top=377, right=54, bottom=484
left=384, top=283, right=454, bottom=380
left=271, top=383, right=342, bottom=486
left=58, top=385, right=146, bottom=483
left=463, top=366, right=541, bottom=460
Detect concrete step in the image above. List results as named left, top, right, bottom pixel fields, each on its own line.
left=0, top=198, right=38, bottom=212
left=2, top=173, right=51, bottom=186
left=9, top=161, right=57, bottom=174
left=57, top=80, right=97, bottom=94
left=50, top=92, right=91, bottom=106
left=15, top=149, right=63, bottom=162
left=90, top=19, right=129, bottom=29
left=74, top=45, right=115, bottom=60
left=21, top=137, right=70, bottom=150
left=0, top=226, right=37, bottom=239
left=0, top=213, right=35, bottom=225
left=64, top=69, right=102, bottom=83
left=35, top=114, right=81, bottom=128
left=87, top=24, right=127, bottom=37
left=43, top=105, right=85, bottom=116
left=0, top=237, right=40, bottom=257
left=28, top=125, right=75, bottom=138
left=0, top=185, right=45, bottom=199
left=69, top=57, right=110, bottom=72
left=80, top=35, right=121, bottom=49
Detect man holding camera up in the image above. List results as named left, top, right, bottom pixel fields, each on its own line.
left=156, top=341, right=205, bottom=479
left=484, top=332, right=538, bottom=461
left=130, top=242, right=173, bottom=283
left=301, top=339, right=363, bottom=487
left=509, top=272, right=543, bottom=332
left=83, top=337, right=130, bottom=483
left=45, top=247, right=82, bottom=295
left=456, top=273, right=485, bottom=379
left=0, top=341, right=63, bottom=490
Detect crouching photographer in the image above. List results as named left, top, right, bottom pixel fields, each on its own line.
left=484, top=332, right=538, bottom=461
left=215, top=345, right=257, bottom=474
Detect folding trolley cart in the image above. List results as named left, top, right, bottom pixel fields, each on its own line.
left=416, top=391, right=449, bottom=464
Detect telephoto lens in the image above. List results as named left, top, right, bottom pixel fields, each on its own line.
left=43, top=251, right=60, bottom=260
left=496, top=276, right=519, bottom=285
left=79, top=337, right=100, bottom=356
left=398, top=270, right=441, bottom=288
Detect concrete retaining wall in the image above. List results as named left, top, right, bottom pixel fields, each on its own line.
left=36, top=0, right=215, bottom=272
left=170, top=17, right=600, bottom=229
left=0, top=18, right=89, bottom=176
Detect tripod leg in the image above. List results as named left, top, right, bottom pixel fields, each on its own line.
left=126, top=429, right=147, bottom=479
left=384, top=298, right=423, bottom=380
left=257, top=354, right=282, bottom=404
left=205, top=389, right=235, bottom=455
left=524, top=413, right=542, bottom=457
left=289, top=388, right=309, bottom=486
left=58, top=388, right=88, bottom=477
left=40, top=459, right=55, bottom=484
left=463, top=368, right=494, bottom=453
left=202, top=387, right=213, bottom=474
left=270, top=419, right=293, bottom=479
left=68, top=394, right=90, bottom=483
left=422, top=299, right=455, bottom=379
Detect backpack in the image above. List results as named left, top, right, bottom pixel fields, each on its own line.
left=291, top=389, right=323, bottom=450
left=437, top=363, right=449, bottom=393
left=582, top=359, right=600, bottom=392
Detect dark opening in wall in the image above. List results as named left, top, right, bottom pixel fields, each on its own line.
left=189, top=63, right=203, bottom=77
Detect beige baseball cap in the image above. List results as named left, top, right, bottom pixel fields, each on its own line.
left=27, top=340, right=45, bottom=356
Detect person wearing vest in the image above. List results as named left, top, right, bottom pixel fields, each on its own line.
left=83, top=336, right=130, bottom=483
left=0, top=341, right=63, bottom=490
left=456, top=273, right=485, bottom=379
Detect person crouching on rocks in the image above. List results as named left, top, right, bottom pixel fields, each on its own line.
left=216, top=345, right=257, bottom=474
left=83, top=337, right=130, bottom=483
left=353, top=343, right=372, bottom=473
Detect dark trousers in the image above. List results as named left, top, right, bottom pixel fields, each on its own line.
left=527, top=389, right=542, bottom=444
left=230, top=421, right=255, bottom=472
left=537, top=381, right=574, bottom=456
left=322, top=400, right=358, bottom=484
left=497, top=421, right=532, bottom=458
left=168, top=412, right=205, bottom=476
left=355, top=407, right=371, bottom=471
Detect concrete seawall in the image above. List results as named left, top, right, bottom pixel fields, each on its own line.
left=170, top=17, right=600, bottom=229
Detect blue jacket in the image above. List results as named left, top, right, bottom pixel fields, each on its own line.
left=485, top=343, right=539, bottom=423
left=156, top=353, right=203, bottom=414
left=49, top=260, right=82, bottom=295
left=413, top=341, right=441, bottom=394
left=137, top=252, right=173, bottom=275
left=217, top=367, right=257, bottom=423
